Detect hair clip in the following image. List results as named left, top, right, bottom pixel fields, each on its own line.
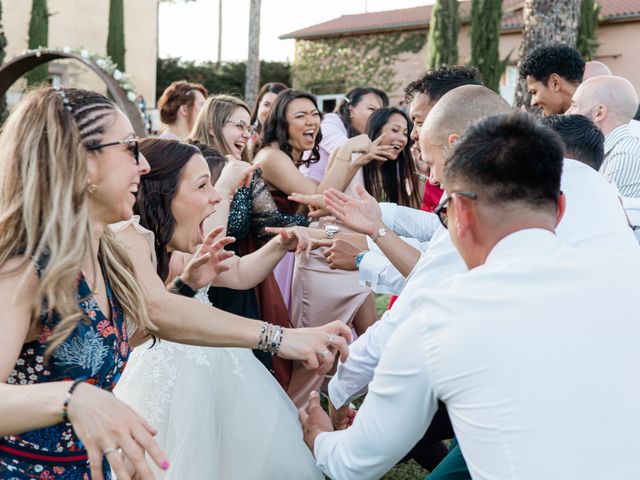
left=53, top=86, right=73, bottom=112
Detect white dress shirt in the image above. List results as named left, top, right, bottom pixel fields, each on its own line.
left=316, top=229, right=640, bottom=480
left=357, top=202, right=440, bottom=295
left=629, top=118, right=640, bottom=138
left=328, top=159, right=637, bottom=409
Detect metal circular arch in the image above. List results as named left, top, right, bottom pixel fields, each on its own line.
left=0, top=49, right=146, bottom=136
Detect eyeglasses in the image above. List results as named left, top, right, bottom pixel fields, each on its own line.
left=87, top=137, right=140, bottom=164
left=225, top=120, right=257, bottom=136
left=434, top=191, right=477, bottom=229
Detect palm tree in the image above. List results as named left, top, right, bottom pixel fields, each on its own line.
left=244, top=0, right=261, bottom=106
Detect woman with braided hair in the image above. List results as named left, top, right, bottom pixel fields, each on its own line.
left=0, top=87, right=350, bottom=480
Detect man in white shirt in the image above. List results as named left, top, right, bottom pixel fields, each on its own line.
left=301, top=111, right=640, bottom=480
left=566, top=75, right=640, bottom=197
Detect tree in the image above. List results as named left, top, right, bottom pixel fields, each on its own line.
left=26, top=0, right=49, bottom=85
left=156, top=57, right=290, bottom=102
left=107, top=0, right=126, bottom=70
left=244, top=0, right=261, bottom=106
left=514, top=0, right=581, bottom=110
left=426, top=0, right=460, bottom=69
left=0, top=1, right=7, bottom=122
left=577, top=0, right=600, bottom=60
left=470, top=0, right=506, bottom=93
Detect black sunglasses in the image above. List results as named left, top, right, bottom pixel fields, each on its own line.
left=434, top=191, right=477, bottom=229
left=87, top=137, right=140, bottom=164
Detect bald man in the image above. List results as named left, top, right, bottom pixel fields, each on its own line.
left=583, top=60, right=612, bottom=79
left=568, top=75, right=640, bottom=196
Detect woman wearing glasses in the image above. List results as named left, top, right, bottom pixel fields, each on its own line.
left=0, top=87, right=348, bottom=480
left=188, top=95, right=310, bottom=388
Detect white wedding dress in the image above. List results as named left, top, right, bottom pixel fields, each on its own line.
left=111, top=218, right=323, bottom=479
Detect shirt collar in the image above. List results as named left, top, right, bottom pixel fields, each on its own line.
left=484, top=228, right=560, bottom=266
left=604, top=124, right=630, bottom=156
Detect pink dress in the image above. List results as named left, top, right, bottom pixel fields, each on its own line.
left=287, top=170, right=372, bottom=407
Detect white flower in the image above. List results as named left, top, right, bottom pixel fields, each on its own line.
left=114, top=70, right=123, bottom=81
left=63, top=46, right=71, bottom=54
left=81, top=49, right=89, bottom=59
left=127, top=91, right=137, bottom=102
left=96, top=58, right=106, bottom=69
left=35, top=51, right=41, bottom=57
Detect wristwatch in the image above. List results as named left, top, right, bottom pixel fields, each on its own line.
left=170, top=276, right=197, bottom=298
left=355, top=251, right=367, bottom=269
left=324, top=224, right=341, bottom=239
left=370, top=225, right=388, bottom=243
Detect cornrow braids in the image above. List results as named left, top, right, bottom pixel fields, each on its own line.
left=0, top=87, right=154, bottom=359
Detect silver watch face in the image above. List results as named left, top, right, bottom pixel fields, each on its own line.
left=377, top=227, right=387, bottom=237
left=325, top=225, right=340, bottom=235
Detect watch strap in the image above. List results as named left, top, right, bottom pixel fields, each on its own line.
left=171, top=276, right=197, bottom=298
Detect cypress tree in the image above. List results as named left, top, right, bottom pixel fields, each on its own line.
left=107, top=0, right=126, bottom=70
left=26, top=0, right=49, bottom=85
left=470, top=0, right=505, bottom=93
left=577, top=0, right=600, bottom=60
left=0, top=1, right=7, bottom=122
left=426, top=0, right=460, bottom=69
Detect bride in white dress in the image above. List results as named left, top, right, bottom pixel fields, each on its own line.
left=112, top=138, right=327, bottom=479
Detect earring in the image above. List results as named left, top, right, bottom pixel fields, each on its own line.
left=86, top=184, right=98, bottom=194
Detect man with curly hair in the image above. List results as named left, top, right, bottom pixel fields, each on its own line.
left=520, top=44, right=585, bottom=116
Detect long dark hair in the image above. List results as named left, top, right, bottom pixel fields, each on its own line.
left=363, top=107, right=421, bottom=208
left=250, top=82, right=288, bottom=128
left=261, top=88, right=323, bottom=167
left=135, top=138, right=201, bottom=280
left=335, top=87, right=389, bottom=138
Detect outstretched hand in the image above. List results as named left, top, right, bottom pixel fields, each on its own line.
left=324, top=184, right=382, bottom=237
left=180, top=225, right=236, bottom=289
left=265, top=226, right=332, bottom=257
left=299, top=391, right=335, bottom=452
left=288, top=192, right=330, bottom=219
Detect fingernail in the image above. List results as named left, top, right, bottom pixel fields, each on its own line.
left=309, top=391, right=318, bottom=398
left=162, top=460, right=170, bottom=470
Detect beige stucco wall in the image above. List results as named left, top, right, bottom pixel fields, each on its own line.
left=295, top=19, right=640, bottom=106
left=3, top=0, right=158, bottom=106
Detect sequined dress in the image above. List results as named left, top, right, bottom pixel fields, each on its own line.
left=0, top=258, right=129, bottom=480
left=207, top=168, right=309, bottom=388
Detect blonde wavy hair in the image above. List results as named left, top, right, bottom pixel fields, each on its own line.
left=189, top=94, right=252, bottom=162
left=0, top=87, right=155, bottom=357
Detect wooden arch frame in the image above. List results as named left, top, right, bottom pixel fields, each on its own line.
left=0, top=49, right=145, bottom=136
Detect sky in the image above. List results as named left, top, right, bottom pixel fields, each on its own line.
left=159, top=0, right=434, bottom=63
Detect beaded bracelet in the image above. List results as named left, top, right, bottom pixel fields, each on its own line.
left=61, top=379, right=84, bottom=422
left=257, top=322, right=284, bottom=355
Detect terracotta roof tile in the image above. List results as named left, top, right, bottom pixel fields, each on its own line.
left=280, top=0, right=640, bottom=40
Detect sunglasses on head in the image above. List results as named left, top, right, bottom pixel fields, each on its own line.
left=87, top=137, right=140, bottom=164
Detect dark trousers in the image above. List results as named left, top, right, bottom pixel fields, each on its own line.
left=402, top=401, right=455, bottom=471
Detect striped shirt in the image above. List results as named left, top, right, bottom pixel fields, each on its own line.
left=600, top=124, right=640, bottom=197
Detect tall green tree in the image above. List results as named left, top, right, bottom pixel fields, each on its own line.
left=0, top=0, right=7, bottom=122
left=470, top=0, right=506, bottom=93
left=26, top=0, right=49, bottom=85
left=577, top=0, right=600, bottom=60
left=426, top=0, right=460, bottom=69
left=107, top=0, right=126, bottom=70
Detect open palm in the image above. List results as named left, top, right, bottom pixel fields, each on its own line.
left=324, top=184, right=382, bottom=236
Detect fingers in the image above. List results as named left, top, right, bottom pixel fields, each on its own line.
left=211, top=236, right=235, bottom=251
left=354, top=184, right=369, bottom=201
left=330, top=335, right=350, bottom=362
left=131, top=423, right=169, bottom=475
left=203, top=225, right=225, bottom=245
left=307, top=208, right=325, bottom=219
left=87, top=443, right=106, bottom=480
left=325, top=320, right=353, bottom=344
left=371, top=134, right=385, bottom=146
left=117, top=434, right=154, bottom=480
left=264, top=226, right=285, bottom=236
left=105, top=449, right=130, bottom=480
left=288, top=192, right=311, bottom=205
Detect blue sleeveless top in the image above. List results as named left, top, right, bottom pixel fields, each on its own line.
left=0, top=260, right=130, bottom=480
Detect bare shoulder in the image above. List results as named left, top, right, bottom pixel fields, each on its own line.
left=0, top=256, right=38, bottom=303
left=253, top=146, right=291, bottom=166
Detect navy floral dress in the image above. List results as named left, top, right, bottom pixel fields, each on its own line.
left=0, top=261, right=130, bottom=480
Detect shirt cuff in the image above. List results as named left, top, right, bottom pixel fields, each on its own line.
left=328, top=373, right=350, bottom=409
left=379, top=202, right=398, bottom=230
left=358, top=252, right=389, bottom=291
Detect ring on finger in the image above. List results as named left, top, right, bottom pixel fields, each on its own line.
left=319, top=349, right=330, bottom=358
left=103, top=447, right=118, bottom=456
left=327, top=333, right=338, bottom=345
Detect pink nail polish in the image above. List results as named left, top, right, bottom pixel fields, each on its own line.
left=162, top=460, right=170, bottom=470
